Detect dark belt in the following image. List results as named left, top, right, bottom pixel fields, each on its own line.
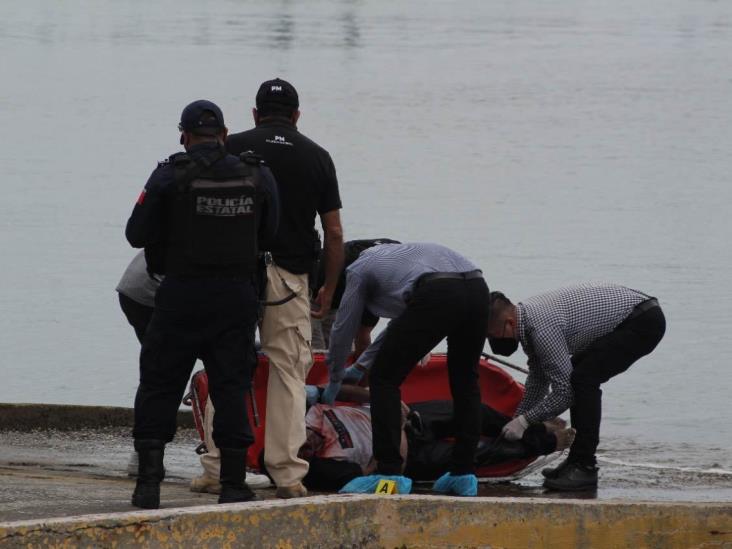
left=625, top=298, right=659, bottom=322
left=415, top=269, right=483, bottom=288
left=167, top=273, right=254, bottom=281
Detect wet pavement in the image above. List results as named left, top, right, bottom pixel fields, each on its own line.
left=1, top=427, right=731, bottom=523
left=0, top=428, right=225, bottom=522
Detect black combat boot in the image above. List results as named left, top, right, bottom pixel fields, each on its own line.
left=131, top=439, right=166, bottom=509
left=218, top=447, right=257, bottom=504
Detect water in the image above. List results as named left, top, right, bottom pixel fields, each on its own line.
left=1, top=1, right=731, bottom=482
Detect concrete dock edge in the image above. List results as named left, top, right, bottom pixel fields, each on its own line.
left=1, top=494, right=730, bottom=548
left=0, top=403, right=194, bottom=431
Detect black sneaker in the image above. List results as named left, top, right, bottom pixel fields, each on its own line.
left=543, top=462, right=598, bottom=492
left=541, top=458, right=570, bottom=479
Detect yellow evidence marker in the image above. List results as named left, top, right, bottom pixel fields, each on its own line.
left=375, top=479, right=398, bottom=495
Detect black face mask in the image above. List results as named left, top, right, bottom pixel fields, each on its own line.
left=488, top=337, right=519, bottom=356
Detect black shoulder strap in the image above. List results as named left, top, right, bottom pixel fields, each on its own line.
left=239, top=150, right=265, bottom=167
left=173, top=146, right=228, bottom=190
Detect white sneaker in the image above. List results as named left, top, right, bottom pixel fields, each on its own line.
left=246, top=471, right=272, bottom=489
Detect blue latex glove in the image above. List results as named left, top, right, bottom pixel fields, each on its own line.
left=320, top=380, right=342, bottom=405
left=342, top=364, right=366, bottom=384
left=338, top=474, right=412, bottom=494
left=305, top=385, right=320, bottom=407
left=432, top=472, right=478, bottom=497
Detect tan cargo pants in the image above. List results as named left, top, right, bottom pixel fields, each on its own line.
left=260, top=263, right=313, bottom=488
left=199, top=396, right=220, bottom=479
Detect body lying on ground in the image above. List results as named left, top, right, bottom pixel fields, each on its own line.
left=295, top=391, right=574, bottom=492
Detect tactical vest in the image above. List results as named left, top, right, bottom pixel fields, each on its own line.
left=163, top=148, right=260, bottom=276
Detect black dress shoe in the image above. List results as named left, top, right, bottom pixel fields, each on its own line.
left=543, top=462, right=598, bottom=491
left=541, top=458, right=570, bottom=479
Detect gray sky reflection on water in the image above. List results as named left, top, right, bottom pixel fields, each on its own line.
left=1, top=0, right=731, bottom=471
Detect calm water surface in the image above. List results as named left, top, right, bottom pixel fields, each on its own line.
left=1, top=0, right=731, bottom=476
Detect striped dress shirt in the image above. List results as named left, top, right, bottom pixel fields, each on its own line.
left=326, top=242, right=479, bottom=382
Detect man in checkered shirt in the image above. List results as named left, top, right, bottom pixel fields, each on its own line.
left=486, top=282, right=666, bottom=491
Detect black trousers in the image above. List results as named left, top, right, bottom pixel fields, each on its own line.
left=370, top=277, right=490, bottom=475
left=118, top=293, right=154, bottom=344
left=133, top=276, right=259, bottom=449
left=407, top=400, right=556, bottom=454
left=404, top=401, right=557, bottom=480
left=569, top=304, right=666, bottom=466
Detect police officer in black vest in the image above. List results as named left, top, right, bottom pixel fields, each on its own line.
left=125, top=100, right=279, bottom=509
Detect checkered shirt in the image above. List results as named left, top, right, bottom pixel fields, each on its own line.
left=515, top=282, right=651, bottom=422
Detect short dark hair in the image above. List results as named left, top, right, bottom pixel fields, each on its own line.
left=488, top=291, right=513, bottom=328
left=489, top=291, right=512, bottom=309
left=257, top=103, right=297, bottom=119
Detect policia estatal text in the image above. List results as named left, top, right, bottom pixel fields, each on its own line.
left=125, top=100, right=279, bottom=509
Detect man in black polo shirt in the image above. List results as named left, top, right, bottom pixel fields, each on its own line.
left=227, top=78, right=344, bottom=498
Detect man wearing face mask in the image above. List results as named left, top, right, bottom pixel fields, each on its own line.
left=486, top=283, right=665, bottom=491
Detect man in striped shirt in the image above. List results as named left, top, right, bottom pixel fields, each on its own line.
left=486, top=282, right=666, bottom=491
left=322, top=242, right=491, bottom=496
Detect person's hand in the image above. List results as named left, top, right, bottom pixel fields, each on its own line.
left=400, top=401, right=410, bottom=418
left=310, top=287, right=333, bottom=320
left=342, top=364, right=366, bottom=384
left=320, top=380, right=342, bottom=405
left=501, top=415, right=528, bottom=441
left=399, top=401, right=410, bottom=427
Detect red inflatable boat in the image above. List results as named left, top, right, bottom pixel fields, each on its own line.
left=184, top=352, right=548, bottom=480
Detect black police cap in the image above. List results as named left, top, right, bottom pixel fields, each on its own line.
left=178, top=100, right=226, bottom=135
left=256, top=78, right=299, bottom=110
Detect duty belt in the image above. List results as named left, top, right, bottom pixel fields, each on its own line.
left=415, top=269, right=483, bottom=288
left=625, top=298, right=659, bottom=322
